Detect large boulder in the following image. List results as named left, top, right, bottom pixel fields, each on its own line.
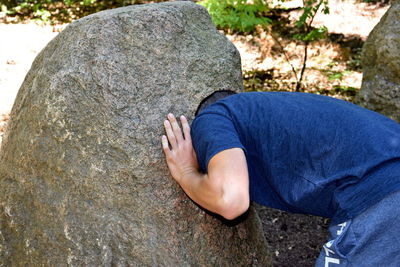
left=355, top=1, right=400, bottom=122
left=0, top=2, right=270, bottom=266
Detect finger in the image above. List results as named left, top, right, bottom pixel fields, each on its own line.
left=168, top=113, right=184, bottom=144
left=161, top=135, right=170, bottom=154
left=180, top=115, right=191, bottom=142
left=161, top=135, right=172, bottom=159
left=164, top=120, right=177, bottom=149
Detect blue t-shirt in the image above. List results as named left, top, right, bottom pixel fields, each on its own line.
left=191, top=92, right=400, bottom=223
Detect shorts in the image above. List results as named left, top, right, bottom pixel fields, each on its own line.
left=315, top=190, right=400, bottom=267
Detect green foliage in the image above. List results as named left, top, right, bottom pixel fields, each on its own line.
left=328, top=72, right=344, bottom=81
left=326, top=70, right=351, bottom=81
left=294, top=0, right=329, bottom=41
left=198, top=0, right=271, bottom=33
left=296, top=0, right=329, bottom=26
left=321, top=63, right=352, bottom=81
left=289, top=0, right=330, bottom=91
left=293, top=26, right=327, bottom=42
left=332, top=85, right=358, bottom=97
left=6, top=0, right=51, bottom=21
left=33, top=7, right=51, bottom=21
left=333, top=85, right=357, bottom=92
left=4, top=0, right=167, bottom=23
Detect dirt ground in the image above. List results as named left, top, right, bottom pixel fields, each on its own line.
left=0, top=1, right=389, bottom=266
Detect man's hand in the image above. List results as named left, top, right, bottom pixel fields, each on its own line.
left=161, top=113, right=249, bottom=220
left=161, top=113, right=199, bottom=184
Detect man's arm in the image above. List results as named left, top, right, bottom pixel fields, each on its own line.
left=161, top=113, right=250, bottom=220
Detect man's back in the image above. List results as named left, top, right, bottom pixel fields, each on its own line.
left=191, top=92, right=400, bottom=223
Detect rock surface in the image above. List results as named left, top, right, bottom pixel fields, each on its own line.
left=355, top=1, right=400, bottom=121
left=0, top=2, right=270, bottom=266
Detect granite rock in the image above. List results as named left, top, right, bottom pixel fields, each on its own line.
left=0, top=2, right=270, bottom=266
left=355, top=1, right=400, bottom=122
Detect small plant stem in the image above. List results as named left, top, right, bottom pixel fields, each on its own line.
left=296, top=0, right=324, bottom=91
left=308, top=0, right=324, bottom=27
left=296, top=41, right=308, bottom=91
left=270, top=32, right=299, bottom=84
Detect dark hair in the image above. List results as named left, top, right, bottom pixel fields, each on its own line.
left=195, top=90, right=237, bottom=116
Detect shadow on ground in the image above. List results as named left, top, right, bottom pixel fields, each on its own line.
left=255, top=204, right=330, bottom=266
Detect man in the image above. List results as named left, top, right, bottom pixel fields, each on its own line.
left=161, top=91, right=400, bottom=266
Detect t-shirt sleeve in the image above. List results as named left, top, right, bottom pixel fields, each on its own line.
left=191, top=113, right=245, bottom=173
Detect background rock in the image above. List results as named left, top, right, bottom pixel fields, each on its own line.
left=355, top=1, right=400, bottom=122
left=0, top=2, right=270, bottom=266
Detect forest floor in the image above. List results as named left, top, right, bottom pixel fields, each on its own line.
left=0, top=1, right=390, bottom=266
